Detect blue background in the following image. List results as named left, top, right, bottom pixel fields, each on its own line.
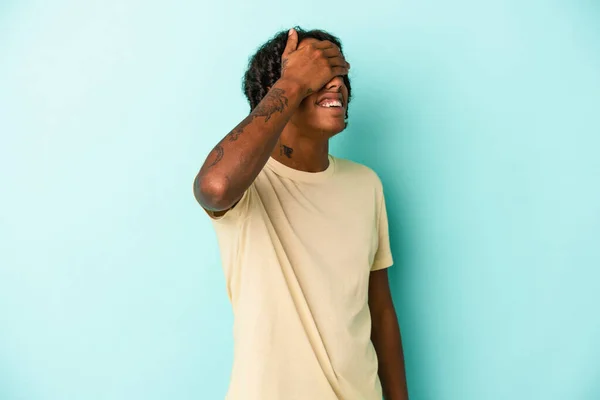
left=1, top=0, right=599, bottom=399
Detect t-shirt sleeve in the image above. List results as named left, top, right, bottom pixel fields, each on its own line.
left=204, top=183, right=253, bottom=223
left=371, top=184, right=394, bottom=271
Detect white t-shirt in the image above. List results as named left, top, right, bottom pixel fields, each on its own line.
left=207, top=154, right=394, bottom=400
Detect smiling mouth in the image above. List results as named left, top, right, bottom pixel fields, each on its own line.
left=316, top=99, right=344, bottom=108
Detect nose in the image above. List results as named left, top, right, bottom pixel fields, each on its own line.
left=325, top=75, right=345, bottom=91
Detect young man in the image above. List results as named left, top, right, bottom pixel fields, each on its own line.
left=193, top=26, right=409, bottom=400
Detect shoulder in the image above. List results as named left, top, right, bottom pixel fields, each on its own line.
left=333, top=156, right=384, bottom=191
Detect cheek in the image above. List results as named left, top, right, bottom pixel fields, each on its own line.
left=300, top=95, right=319, bottom=109
left=296, top=98, right=319, bottom=117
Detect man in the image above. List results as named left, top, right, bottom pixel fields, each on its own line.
left=193, top=26, right=409, bottom=400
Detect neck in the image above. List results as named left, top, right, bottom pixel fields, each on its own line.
left=270, top=124, right=330, bottom=172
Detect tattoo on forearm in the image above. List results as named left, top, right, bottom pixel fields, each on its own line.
left=230, top=89, right=288, bottom=141
left=280, top=144, right=293, bottom=158
left=206, top=88, right=289, bottom=168
left=251, top=88, right=289, bottom=123
left=208, top=144, right=224, bottom=167
left=229, top=114, right=254, bottom=141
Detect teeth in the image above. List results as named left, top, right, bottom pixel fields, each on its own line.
left=319, top=100, right=342, bottom=107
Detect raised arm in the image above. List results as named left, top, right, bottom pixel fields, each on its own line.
left=192, top=28, right=350, bottom=215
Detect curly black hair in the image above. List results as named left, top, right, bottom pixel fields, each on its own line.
left=242, top=26, right=352, bottom=121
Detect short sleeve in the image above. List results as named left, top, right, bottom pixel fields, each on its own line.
left=205, top=183, right=253, bottom=223
left=371, top=185, right=394, bottom=271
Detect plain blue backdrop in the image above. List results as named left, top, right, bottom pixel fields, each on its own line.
left=1, top=0, right=599, bottom=399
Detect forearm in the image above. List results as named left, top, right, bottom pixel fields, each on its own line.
left=194, top=78, right=304, bottom=210
left=371, top=306, right=409, bottom=400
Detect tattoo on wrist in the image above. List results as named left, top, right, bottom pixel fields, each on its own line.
left=281, top=58, right=289, bottom=74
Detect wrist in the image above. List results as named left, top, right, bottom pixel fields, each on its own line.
left=273, top=77, right=306, bottom=104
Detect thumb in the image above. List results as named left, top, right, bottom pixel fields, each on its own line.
left=282, top=28, right=298, bottom=57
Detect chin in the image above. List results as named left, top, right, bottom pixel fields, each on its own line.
left=315, top=120, right=347, bottom=137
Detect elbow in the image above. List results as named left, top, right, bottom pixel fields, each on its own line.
left=193, top=173, right=231, bottom=211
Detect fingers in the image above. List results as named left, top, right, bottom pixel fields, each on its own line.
left=318, top=44, right=350, bottom=68
left=328, top=55, right=350, bottom=69
left=282, top=28, right=298, bottom=57
left=321, top=47, right=344, bottom=58
left=312, top=40, right=338, bottom=49
left=284, top=34, right=350, bottom=81
left=331, top=65, right=350, bottom=76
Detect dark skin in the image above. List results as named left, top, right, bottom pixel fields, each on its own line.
left=370, top=269, right=409, bottom=399
left=193, top=31, right=349, bottom=213
left=193, top=28, right=408, bottom=399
